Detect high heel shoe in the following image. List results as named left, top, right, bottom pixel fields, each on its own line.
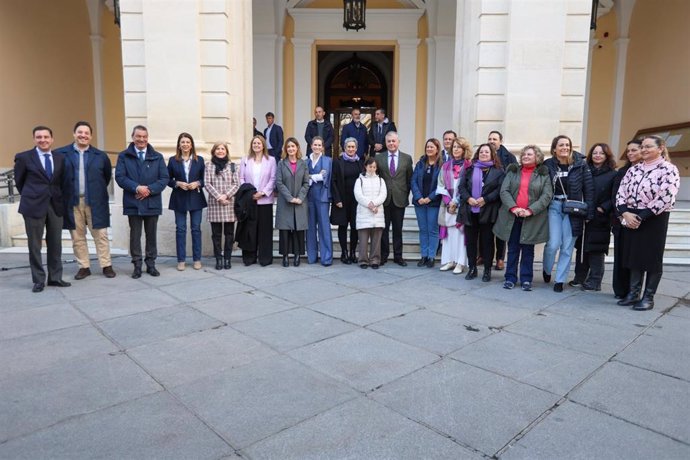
left=465, top=267, right=478, bottom=280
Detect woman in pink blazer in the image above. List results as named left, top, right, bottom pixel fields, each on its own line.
left=239, top=135, right=277, bottom=265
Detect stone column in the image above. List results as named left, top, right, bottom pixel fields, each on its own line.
left=86, top=0, right=105, bottom=149
left=292, top=38, right=314, bottom=135
left=397, top=38, right=420, bottom=154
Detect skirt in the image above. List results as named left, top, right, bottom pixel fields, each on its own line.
left=622, top=211, right=669, bottom=273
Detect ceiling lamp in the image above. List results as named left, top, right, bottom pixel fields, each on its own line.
left=343, top=0, right=366, bottom=31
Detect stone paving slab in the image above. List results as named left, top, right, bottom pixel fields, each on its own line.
left=128, top=327, right=276, bottom=387
left=501, top=400, right=690, bottom=459
left=171, top=354, right=358, bottom=449
left=569, top=361, right=690, bottom=444
left=371, top=358, right=561, bottom=456
left=0, top=353, right=161, bottom=442
left=98, top=305, right=224, bottom=349
left=72, top=287, right=182, bottom=322
left=366, top=277, right=460, bottom=306
left=0, top=324, right=118, bottom=382
left=669, top=302, right=690, bottom=319
left=232, top=307, right=356, bottom=352
left=288, top=328, right=439, bottom=392
left=192, top=290, right=296, bottom=324
left=428, top=293, right=536, bottom=328
left=308, top=291, right=420, bottom=326
left=226, top=265, right=310, bottom=287
left=259, top=276, right=358, bottom=305
left=0, top=283, right=68, bottom=313
left=244, top=397, right=481, bottom=460
left=0, top=303, right=88, bottom=341
left=505, top=311, right=643, bottom=357
left=367, top=308, right=492, bottom=355
left=468, top=281, right=575, bottom=310
left=330, top=270, right=408, bottom=290
left=59, top=275, right=149, bottom=301
left=0, top=392, right=234, bottom=460
left=449, top=331, right=605, bottom=395
left=161, top=276, right=249, bottom=303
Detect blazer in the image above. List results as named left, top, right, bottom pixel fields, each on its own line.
left=305, top=119, right=335, bottom=156
left=239, top=155, right=276, bottom=205
left=307, top=154, right=332, bottom=203
left=458, top=164, right=505, bottom=226
left=167, top=156, right=208, bottom=212
left=205, top=161, right=240, bottom=223
left=263, top=123, right=284, bottom=154
left=411, top=156, right=442, bottom=207
left=14, top=148, right=71, bottom=219
left=375, top=150, right=413, bottom=208
left=115, top=143, right=169, bottom=216
left=367, top=120, right=397, bottom=157
left=275, top=159, right=309, bottom=231
left=55, top=143, right=112, bottom=229
left=340, top=122, right=369, bottom=158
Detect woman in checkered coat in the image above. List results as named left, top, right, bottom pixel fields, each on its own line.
left=205, top=142, right=240, bottom=270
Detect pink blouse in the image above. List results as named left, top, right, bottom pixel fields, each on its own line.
left=616, top=159, right=679, bottom=216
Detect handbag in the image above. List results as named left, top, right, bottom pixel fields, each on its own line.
left=557, top=175, right=588, bottom=217
left=438, top=202, right=458, bottom=227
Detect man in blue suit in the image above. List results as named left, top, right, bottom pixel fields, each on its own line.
left=56, top=121, right=115, bottom=280
left=263, top=112, right=284, bottom=164
left=115, top=125, right=169, bottom=278
left=14, top=126, right=72, bottom=292
left=340, top=108, right=368, bottom=158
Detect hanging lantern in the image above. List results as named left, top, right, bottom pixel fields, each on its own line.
left=343, top=0, right=366, bottom=31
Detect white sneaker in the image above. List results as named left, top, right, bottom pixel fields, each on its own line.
left=453, top=264, right=464, bottom=274
left=439, top=262, right=456, bottom=271
left=177, top=262, right=185, bottom=271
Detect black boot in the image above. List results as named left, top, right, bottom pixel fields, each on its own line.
left=282, top=255, right=289, bottom=267
left=465, top=266, right=478, bottom=280
left=633, top=272, right=661, bottom=311
left=293, top=254, right=301, bottom=267
left=482, top=267, right=491, bottom=282
left=350, top=249, right=358, bottom=264
left=215, top=257, right=223, bottom=270
left=224, top=258, right=232, bottom=269
left=341, top=252, right=351, bottom=265
left=618, top=270, right=643, bottom=306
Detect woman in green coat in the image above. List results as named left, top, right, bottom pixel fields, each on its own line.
left=493, top=145, right=553, bottom=291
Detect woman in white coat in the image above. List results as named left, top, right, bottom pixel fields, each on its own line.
left=354, top=157, right=387, bottom=269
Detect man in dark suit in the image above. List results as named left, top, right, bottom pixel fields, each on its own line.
left=14, top=126, right=72, bottom=292
left=115, top=125, right=169, bottom=278
left=340, top=108, right=368, bottom=158
left=441, top=130, right=457, bottom=162
left=305, top=106, right=334, bottom=156
left=368, top=108, right=397, bottom=159
left=263, top=112, right=284, bottom=164
left=56, top=121, right=115, bottom=280
left=375, top=131, right=413, bottom=266
left=487, top=130, right=518, bottom=270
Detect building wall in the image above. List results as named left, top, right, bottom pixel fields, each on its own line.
left=101, top=9, right=126, bottom=154
left=0, top=0, right=95, bottom=166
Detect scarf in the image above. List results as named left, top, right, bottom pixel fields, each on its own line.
left=471, top=160, right=494, bottom=213
left=341, top=152, right=360, bottom=163
left=211, top=155, right=229, bottom=175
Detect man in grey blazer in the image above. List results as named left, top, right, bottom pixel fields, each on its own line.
left=375, top=131, right=413, bottom=266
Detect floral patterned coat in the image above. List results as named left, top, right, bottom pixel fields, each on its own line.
left=615, top=159, right=679, bottom=220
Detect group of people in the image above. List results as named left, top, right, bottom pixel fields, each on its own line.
left=14, top=111, right=680, bottom=311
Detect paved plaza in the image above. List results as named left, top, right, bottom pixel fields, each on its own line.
left=0, top=251, right=689, bottom=459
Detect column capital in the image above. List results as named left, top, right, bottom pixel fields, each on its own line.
left=397, top=38, right=420, bottom=49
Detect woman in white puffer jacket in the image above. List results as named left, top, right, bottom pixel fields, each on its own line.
left=354, top=157, right=388, bottom=269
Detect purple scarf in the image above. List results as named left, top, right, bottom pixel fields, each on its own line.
left=340, top=152, right=360, bottom=163
left=471, top=160, right=493, bottom=213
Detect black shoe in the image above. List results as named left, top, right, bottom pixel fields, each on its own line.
left=553, top=282, right=564, bottom=293
left=417, top=257, right=428, bottom=267
left=581, top=283, right=601, bottom=292
left=74, top=268, right=91, bottom=280
left=132, top=267, right=142, bottom=279
left=380, top=258, right=388, bottom=266
left=359, top=263, right=368, bottom=269
left=216, top=258, right=223, bottom=270
left=568, top=280, right=583, bottom=287
left=465, top=267, right=478, bottom=280
left=632, top=295, right=654, bottom=311
left=146, top=266, right=160, bottom=277
left=543, top=271, right=551, bottom=283
left=614, top=294, right=625, bottom=300
left=224, top=258, right=232, bottom=270
left=282, top=256, right=289, bottom=267
left=371, top=264, right=379, bottom=270
left=293, top=255, right=301, bottom=267
left=341, top=253, right=352, bottom=265
left=394, top=257, right=407, bottom=267
left=32, top=282, right=45, bottom=293
left=482, top=268, right=491, bottom=282
left=350, top=251, right=358, bottom=264
left=426, top=258, right=435, bottom=268
left=48, top=279, right=71, bottom=287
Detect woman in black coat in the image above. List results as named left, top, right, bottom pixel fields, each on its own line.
left=610, top=139, right=643, bottom=298
left=571, top=143, right=617, bottom=291
left=331, top=137, right=363, bottom=264
left=456, top=143, right=504, bottom=282
left=542, top=135, right=594, bottom=292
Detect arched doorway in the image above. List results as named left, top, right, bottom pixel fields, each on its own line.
left=318, top=51, right=393, bottom=155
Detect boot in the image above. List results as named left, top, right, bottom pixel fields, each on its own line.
left=215, top=257, right=223, bottom=270
left=293, top=254, right=301, bottom=267
left=341, top=252, right=351, bottom=265
left=482, top=267, right=492, bottom=282
left=465, top=266, right=478, bottom=280
left=633, top=272, right=661, bottom=311
left=350, top=249, right=358, bottom=264
left=282, top=255, right=289, bottom=267
left=224, top=258, right=232, bottom=269
left=617, top=270, right=643, bottom=306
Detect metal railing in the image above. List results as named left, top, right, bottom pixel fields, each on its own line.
left=0, top=170, right=16, bottom=203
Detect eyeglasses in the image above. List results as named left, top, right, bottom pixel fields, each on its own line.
left=641, top=144, right=657, bottom=150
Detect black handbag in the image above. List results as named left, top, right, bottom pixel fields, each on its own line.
left=557, top=176, right=588, bottom=217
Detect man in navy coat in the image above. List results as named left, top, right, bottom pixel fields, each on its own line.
left=14, top=126, right=72, bottom=292
left=56, top=121, right=115, bottom=280
left=263, top=112, right=284, bottom=164
left=304, top=106, right=334, bottom=156
left=115, top=125, right=169, bottom=278
left=340, top=108, right=368, bottom=158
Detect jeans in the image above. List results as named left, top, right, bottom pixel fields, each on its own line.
left=414, top=205, right=440, bottom=259
left=505, top=218, right=535, bottom=284
left=175, top=209, right=202, bottom=262
left=542, top=201, right=576, bottom=283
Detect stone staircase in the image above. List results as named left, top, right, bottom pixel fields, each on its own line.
left=7, top=207, right=690, bottom=265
